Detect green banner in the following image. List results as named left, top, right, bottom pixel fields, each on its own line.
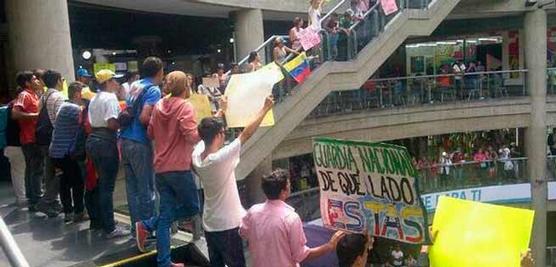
left=312, top=137, right=430, bottom=244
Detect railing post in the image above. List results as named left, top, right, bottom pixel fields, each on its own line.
left=0, top=217, right=29, bottom=267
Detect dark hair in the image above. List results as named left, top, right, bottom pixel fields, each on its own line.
left=33, top=69, right=46, bottom=82
left=337, top=234, right=368, bottom=267
left=141, top=57, right=163, bottom=78
left=293, top=17, right=302, bottom=26
left=15, top=71, right=34, bottom=88
left=198, top=117, right=225, bottom=145
left=43, top=70, right=62, bottom=88
left=248, top=51, right=258, bottom=63
left=68, top=81, right=85, bottom=99
left=125, top=71, right=139, bottom=82
left=261, top=169, right=289, bottom=200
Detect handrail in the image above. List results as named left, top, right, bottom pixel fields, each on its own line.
left=320, top=0, right=348, bottom=26
left=370, top=69, right=529, bottom=82
left=0, top=216, right=29, bottom=267
left=349, top=1, right=381, bottom=31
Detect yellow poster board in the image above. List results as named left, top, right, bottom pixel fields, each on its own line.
left=188, top=93, right=212, bottom=124
left=93, top=63, right=116, bottom=75
left=224, top=62, right=284, bottom=128
left=429, top=196, right=534, bottom=267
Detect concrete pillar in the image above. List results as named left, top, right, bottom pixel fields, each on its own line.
left=231, top=9, right=264, bottom=63
left=6, top=0, right=75, bottom=81
left=524, top=8, right=547, bottom=267
left=245, top=155, right=272, bottom=206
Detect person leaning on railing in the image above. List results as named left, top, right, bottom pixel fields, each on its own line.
left=289, top=17, right=304, bottom=51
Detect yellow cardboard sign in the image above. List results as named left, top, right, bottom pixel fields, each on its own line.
left=93, top=63, right=116, bottom=75
left=224, top=62, right=283, bottom=128
left=187, top=93, right=212, bottom=123
left=429, top=196, right=534, bottom=267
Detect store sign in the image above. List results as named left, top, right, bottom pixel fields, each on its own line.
left=313, top=138, right=428, bottom=244
left=421, top=181, right=556, bottom=212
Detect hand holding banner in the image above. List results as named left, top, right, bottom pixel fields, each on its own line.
left=429, top=196, right=534, bottom=267
left=313, top=137, right=428, bottom=244
left=224, top=62, right=284, bottom=128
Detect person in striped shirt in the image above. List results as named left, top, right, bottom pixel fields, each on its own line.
left=49, top=82, right=87, bottom=223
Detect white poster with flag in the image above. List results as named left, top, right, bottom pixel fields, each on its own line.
left=224, top=62, right=284, bottom=128
left=381, top=0, right=399, bottom=16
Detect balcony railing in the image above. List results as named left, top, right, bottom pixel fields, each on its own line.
left=308, top=69, right=528, bottom=118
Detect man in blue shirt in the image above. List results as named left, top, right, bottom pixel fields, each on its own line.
left=120, top=57, right=163, bottom=234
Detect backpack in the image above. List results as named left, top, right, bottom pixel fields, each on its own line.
left=6, top=103, right=21, bottom=147
left=35, top=91, right=55, bottom=146
left=69, top=108, right=87, bottom=161
left=117, top=84, right=153, bottom=129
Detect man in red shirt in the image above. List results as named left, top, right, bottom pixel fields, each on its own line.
left=11, top=71, right=42, bottom=211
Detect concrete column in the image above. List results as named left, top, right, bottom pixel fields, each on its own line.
left=6, top=0, right=75, bottom=81
left=524, top=8, right=547, bottom=267
left=231, top=9, right=264, bottom=63
left=245, top=155, right=272, bottom=206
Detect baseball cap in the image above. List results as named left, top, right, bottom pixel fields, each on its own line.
left=77, top=68, right=92, bottom=78
left=95, top=69, right=123, bottom=84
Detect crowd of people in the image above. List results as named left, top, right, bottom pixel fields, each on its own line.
left=3, top=56, right=386, bottom=267
left=413, top=143, right=523, bottom=192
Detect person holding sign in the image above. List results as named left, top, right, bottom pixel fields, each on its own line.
left=191, top=96, right=274, bottom=267
left=240, top=168, right=346, bottom=267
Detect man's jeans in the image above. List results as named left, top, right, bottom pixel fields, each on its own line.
left=21, top=144, right=43, bottom=205
left=37, top=145, right=59, bottom=208
left=86, top=133, right=119, bottom=234
left=122, top=139, right=155, bottom=232
left=142, top=171, right=200, bottom=267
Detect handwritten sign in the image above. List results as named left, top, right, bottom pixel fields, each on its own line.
left=298, top=27, right=322, bottom=51
left=429, top=196, right=534, bottom=267
left=202, top=77, right=220, bottom=88
left=381, top=0, right=399, bottom=16
left=313, top=138, right=428, bottom=244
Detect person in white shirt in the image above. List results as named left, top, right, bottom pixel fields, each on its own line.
left=390, top=245, right=404, bottom=267
left=308, top=0, right=324, bottom=31
left=452, top=60, right=466, bottom=99
left=85, top=69, right=129, bottom=239
left=119, top=71, right=139, bottom=101
left=191, top=96, right=274, bottom=267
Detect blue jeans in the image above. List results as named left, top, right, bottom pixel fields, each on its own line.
left=86, top=133, right=119, bottom=234
left=142, top=171, right=200, bottom=267
left=122, top=139, right=155, bottom=232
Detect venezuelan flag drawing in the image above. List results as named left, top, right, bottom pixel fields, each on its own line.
left=283, top=52, right=311, bottom=84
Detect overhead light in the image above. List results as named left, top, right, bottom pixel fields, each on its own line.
left=82, top=50, right=92, bottom=60
left=525, top=0, right=537, bottom=7
left=167, top=49, right=172, bottom=54
left=112, top=52, right=117, bottom=56
left=229, top=38, right=234, bottom=43
left=217, top=49, right=222, bottom=53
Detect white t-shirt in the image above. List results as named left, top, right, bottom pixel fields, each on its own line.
left=308, top=7, right=321, bottom=31
left=88, top=91, right=120, bottom=128
left=192, top=138, right=246, bottom=232
left=392, top=250, right=404, bottom=266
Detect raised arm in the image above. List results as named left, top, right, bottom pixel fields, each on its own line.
left=214, top=96, right=227, bottom=118
left=238, top=96, right=274, bottom=144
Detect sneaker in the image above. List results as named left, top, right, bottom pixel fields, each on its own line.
left=36, top=203, right=60, bottom=218
left=170, top=263, right=184, bottom=267
left=64, top=213, right=73, bottom=223
left=28, top=204, right=38, bottom=212
left=105, top=226, right=130, bottom=239
left=73, top=212, right=86, bottom=223
left=135, top=222, right=148, bottom=253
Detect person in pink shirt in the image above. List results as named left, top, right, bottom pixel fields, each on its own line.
left=135, top=71, right=200, bottom=267
left=240, top=169, right=345, bottom=267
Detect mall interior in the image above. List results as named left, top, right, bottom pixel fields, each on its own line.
left=2, top=0, right=556, bottom=266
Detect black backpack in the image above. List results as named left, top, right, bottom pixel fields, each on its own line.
left=35, top=91, right=55, bottom=146
left=117, top=85, right=153, bottom=129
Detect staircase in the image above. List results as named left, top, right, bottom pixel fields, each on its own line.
left=237, top=0, right=461, bottom=180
